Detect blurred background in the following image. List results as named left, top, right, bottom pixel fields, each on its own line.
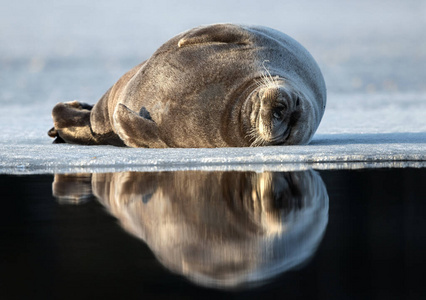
left=1, top=0, right=425, bottom=100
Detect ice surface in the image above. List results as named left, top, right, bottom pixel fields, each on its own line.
left=1, top=91, right=424, bottom=174
left=1, top=0, right=425, bottom=174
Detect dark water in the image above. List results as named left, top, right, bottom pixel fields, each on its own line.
left=0, top=168, right=425, bottom=299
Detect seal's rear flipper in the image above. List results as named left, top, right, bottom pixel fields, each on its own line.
left=113, top=103, right=167, bottom=148
left=178, top=24, right=252, bottom=47
left=49, top=101, right=97, bottom=145
left=48, top=127, right=66, bottom=143
left=52, top=173, right=93, bottom=205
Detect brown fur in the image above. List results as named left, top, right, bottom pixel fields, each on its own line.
left=49, top=24, right=326, bottom=148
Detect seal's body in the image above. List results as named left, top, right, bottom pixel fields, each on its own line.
left=48, top=24, right=326, bottom=148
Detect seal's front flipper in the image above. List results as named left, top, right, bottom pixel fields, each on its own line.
left=178, top=24, right=252, bottom=47
left=113, top=103, right=167, bottom=148
left=49, top=101, right=97, bottom=145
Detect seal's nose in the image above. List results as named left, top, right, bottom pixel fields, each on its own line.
left=259, top=87, right=279, bottom=123
left=260, top=86, right=293, bottom=121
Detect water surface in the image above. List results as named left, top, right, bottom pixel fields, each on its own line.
left=1, top=168, right=425, bottom=299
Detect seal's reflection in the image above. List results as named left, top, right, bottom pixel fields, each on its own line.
left=53, top=170, right=328, bottom=289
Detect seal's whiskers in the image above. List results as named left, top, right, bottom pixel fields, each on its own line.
left=247, top=126, right=270, bottom=147
left=255, top=60, right=280, bottom=91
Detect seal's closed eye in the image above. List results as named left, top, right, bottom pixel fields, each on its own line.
left=178, top=24, right=252, bottom=47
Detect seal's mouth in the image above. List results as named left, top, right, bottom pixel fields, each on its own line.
left=270, top=126, right=291, bottom=145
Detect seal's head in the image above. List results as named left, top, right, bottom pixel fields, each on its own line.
left=244, top=76, right=317, bottom=146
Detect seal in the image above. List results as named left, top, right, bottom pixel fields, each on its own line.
left=48, top=23, right=326, bottom=148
